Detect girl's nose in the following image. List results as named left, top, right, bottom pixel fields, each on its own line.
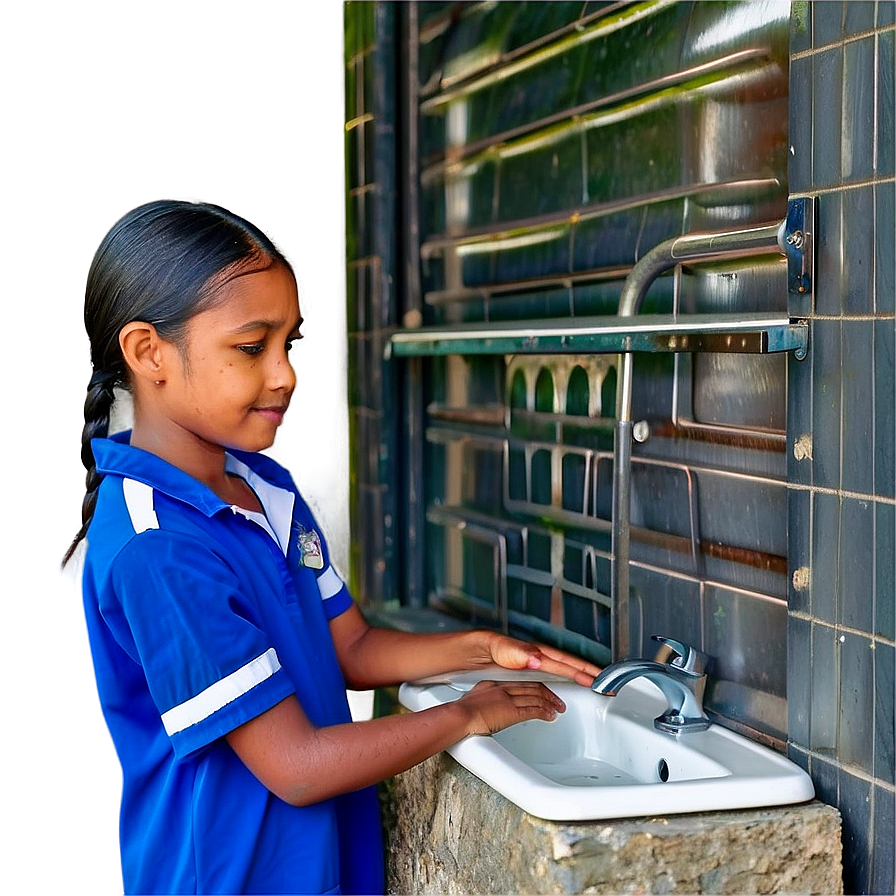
left=268, top=353, right=297, bottom=393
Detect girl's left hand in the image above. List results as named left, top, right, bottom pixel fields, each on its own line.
left=483, top=633, right=602, bottom=687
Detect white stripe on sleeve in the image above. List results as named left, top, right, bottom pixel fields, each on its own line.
left=316, top=565, right=344, bottom=600
left=160, top=647, right=281, bottom=736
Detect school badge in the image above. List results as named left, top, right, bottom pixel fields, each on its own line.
left=295, top=525, right=324, bottom=569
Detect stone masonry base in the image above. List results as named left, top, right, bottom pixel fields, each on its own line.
left=383, top=752, right=843, bottom=895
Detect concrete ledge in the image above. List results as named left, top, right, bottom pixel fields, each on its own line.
left=383, top=753, right=842, bottom=895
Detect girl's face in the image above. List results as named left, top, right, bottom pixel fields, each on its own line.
left=157, top=262, right=302, bottom=457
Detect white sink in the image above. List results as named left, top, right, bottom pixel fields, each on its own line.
left=398, top=668, right=815, bottom=821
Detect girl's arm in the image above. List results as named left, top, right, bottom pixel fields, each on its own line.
left=226, top=678, right=565, bottom=806
left=328, top=604, right=601, bottom=689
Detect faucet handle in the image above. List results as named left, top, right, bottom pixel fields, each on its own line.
left=651, top=635, right=707, bottom=676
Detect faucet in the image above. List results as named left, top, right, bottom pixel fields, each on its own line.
left=591, top=636, right=711, bottom=734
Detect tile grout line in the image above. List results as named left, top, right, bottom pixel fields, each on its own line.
left=792, top=22, right=895, bottom=63
left=789, top=610, right=896, bottom=647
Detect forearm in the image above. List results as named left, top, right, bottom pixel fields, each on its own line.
left=282, top=702, right=471, bottom=804
left=227, top=681, right=563, bottom=807
left=338, top=624, right=493, bottom=690
left=330, top=605, right=601, bottom=690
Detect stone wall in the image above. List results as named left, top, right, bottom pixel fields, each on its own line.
left=383, top=753, right=843, bottom=895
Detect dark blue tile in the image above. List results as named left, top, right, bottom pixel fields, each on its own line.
left=877, top=182, right=895, bottom=314
left=880, top=2, right=896, bottom=27
left=813, top=492, right=841, bottom=624
left=787, top=742, right=811, bottom=775
left=561, top=452, right=588, bottom=514
left=871, top=785, right=895, bottom=896
left=879, top=29, right=895, bottom=177
left=531, top=449, right=553, bottom=505
left=788, top=614, right=811, bottom=745
left=789, top=487, right=812, bottom=612
left=837, top=632, right=874, bottom=773
left=842, top=187, right=875, bottom=314
left=810, top=752, right=840, bottom=807
left=841, top=321, right=875, bottom=494
left=789, top=54, right=813, bottom=193
left=633, top=568, right=701, bottom=658
left=876, top=320, right=895, bottom=498
left=814, top=1, right=845, bottom=46
left=839, top=766, right=873, bottom=896
left=703, top=584, right=787, bottom=705
left=810, top=621, right=839, bottom=751
left=812, top=318, right=842, bottom=490
left=843, top=38, right=876, bottom=182
left=816, top=192, right=843, bottom=316
left=791, top=1, right=812, bottom=54
left=814, top=47, right=844, bottom=188
left=844, top=1, right=876, bottom=35
left=788, top=352, right=814, bottom=487
left=838, top=498, right=874, bottom=632
left=874, top=640, right=895, bottom=784
left=876, top=502, right=895, bottom=639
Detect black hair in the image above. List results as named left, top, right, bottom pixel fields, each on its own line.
left=62, top=199, right=291, bottom=566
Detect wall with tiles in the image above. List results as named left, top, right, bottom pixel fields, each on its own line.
left=786, top=3, right=894, bottom=894
left=345, top=3, right=895, bottom=893
left=408, top=1, right=799, bottom=747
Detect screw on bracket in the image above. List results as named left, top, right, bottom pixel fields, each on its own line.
left=784, top=198, right=814, bottom=300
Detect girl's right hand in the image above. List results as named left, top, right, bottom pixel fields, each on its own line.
left=457, top=679, right=566, bottom=736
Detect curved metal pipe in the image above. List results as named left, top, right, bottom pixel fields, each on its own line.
left=611, top=220, right=787, bottom=661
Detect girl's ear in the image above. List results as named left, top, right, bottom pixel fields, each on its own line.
left=119, top=321, right=169, bottom=385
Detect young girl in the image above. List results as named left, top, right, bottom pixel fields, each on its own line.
left=65, top=200, right=600, bottom=896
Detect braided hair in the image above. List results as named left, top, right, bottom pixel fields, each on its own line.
left=62, top=200, right=291, bottom=566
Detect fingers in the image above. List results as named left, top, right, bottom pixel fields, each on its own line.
left=526, top=645, right=602, bottom=687
left=462, top=680, right=567, bottom=736
left=482, top=632, right=602, bottom=688
left=487, top=680, right=566, bottom=713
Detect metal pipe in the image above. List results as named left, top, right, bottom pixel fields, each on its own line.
left=611, top=220, right=787, bottom=660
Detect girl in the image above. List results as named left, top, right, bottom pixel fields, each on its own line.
left=65, top=200, right=600, bottom=896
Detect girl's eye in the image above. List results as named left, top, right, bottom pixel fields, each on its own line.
left=238, top=343, right=264, bottom=356
left=285, top=335, right=303, bottom=352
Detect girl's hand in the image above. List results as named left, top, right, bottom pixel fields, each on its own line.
left=458, top=680, right=567, bottom=736
left=480, top=633, right=602, bottom=687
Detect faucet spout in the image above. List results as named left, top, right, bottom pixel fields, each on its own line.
left=592, top=655, right=711, bottom=734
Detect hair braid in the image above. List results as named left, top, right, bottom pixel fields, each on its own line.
left=62, top=368, right=119, bottom=566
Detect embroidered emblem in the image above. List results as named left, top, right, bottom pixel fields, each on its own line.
left=295, top=525, right=324, bottom=569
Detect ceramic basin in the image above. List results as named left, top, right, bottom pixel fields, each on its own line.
left=398, top=668, right=815, bottom=821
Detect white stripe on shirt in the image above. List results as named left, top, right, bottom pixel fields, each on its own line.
left=160, top=647, right=281, bottom=736
left=316, top=565, right=343, bottom=600
left=122, top=478, right=159, bottom=533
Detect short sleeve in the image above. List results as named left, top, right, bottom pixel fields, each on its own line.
left=291, top=500, right=353, bottom=620
left=105, top=531, right=296, bottom=758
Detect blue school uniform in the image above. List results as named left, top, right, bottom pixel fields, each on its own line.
left=81, top=432, right=384, bottom=895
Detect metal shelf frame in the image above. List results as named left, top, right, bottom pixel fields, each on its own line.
left=385, top=198, right=814, bottom=662
left=387, top=312, right=808, bottom=360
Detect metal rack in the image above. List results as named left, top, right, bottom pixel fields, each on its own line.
left=387, top=198, right=813, bottom=661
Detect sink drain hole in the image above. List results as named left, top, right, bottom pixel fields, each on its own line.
left=657, top=759, right=670, bottom=782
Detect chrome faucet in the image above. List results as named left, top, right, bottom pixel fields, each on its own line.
left=591, top=636, right=711, bottom=734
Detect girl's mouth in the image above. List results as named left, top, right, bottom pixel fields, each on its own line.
left=252, top=405, right=288, bottom=424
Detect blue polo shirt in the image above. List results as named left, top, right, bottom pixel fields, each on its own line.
left=81, top=433, right=383, bottom=895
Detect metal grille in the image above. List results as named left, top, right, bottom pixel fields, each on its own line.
left=348, top=0, right=795, bottom=740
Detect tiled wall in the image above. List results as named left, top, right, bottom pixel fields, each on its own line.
left=408, top=1, right=799, bottom=743
left=346, top=2, right=896, bottom=893
left=786, top=3, right=894, bottom=893
left=344, top=3, right=404, bottom=609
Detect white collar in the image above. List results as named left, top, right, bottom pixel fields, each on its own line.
left=224, top=453, right=296, bottom=553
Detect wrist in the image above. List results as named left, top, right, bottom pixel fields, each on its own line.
left=461, top=629, right=497, bottom=669
left=432, top=692, right=478, bottom=740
